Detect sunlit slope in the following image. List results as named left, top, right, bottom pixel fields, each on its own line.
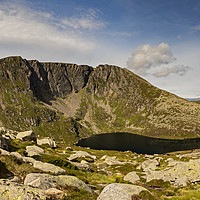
left=0, top=56, right=199, bottom=143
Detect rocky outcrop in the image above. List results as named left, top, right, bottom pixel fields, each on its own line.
left=28, top=60, right=93, bottom=100
left=16, top=130, right=37, bottom=142
left=145, top=159, right=200, bottom=186
left=0, top=179, right=46, bottom=200
left=97, top=183, right=148, bottom=200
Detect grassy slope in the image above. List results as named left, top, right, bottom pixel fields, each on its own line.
left=0, top=57, right=200, bottom=144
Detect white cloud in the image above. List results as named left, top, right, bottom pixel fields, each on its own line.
left=153, top=65, right=191, bottom=77
left=127, top=43, right=175, bottom=75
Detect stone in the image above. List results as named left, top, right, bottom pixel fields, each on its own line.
left=141, top=159, right=159, bottom=171
left=100, top=155, right=124, bottom=165
left=22, top=156, right=36, bottom=165
left=97, top=183, right=148, bottom=200
left=68, top=151, right=96, bottom=162
left=10, top=152, right=23, bottom=163
left=0, top=179, right=46, bottom=199
left=0, top=148, right=10, bottom=155
left=16, top=130, right=37, bottom=142
left=37, top=138, right=57, bottom=148
left=66, top=146, right=73, bottom=151
left=26, top=145, right=45, bottom=154
left=33, top=161, right=66, bottom=175
left=45, top=188, right=65, bottom=200
left=69, top=161, right=92, bottom=172
left=24, top=173, right=57, bottom=190
left=123, top=171, right=140, bottom=184
left=56, top=175, right=93, bottom=193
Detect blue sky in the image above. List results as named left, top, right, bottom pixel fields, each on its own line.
left=0, top=0, right=200, bottom=98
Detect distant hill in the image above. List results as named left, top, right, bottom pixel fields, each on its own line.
left=186, top=98, right=200, bottom=102
left=0, top=56, right=200, bottom=144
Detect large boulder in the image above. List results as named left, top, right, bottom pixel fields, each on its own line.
left=24, top=173, right=93, bottom=193
left=0, top=179, right=46, bottom=200
left=37, top=138, right=57, bottom=148
left=123, top=171, right=140, bottom=184
left=16, top=130, right=37, bottom=142
left=33, top=161, right=66, bottom=175
left=97, top=183, right=148, bottom=200
left=24, top=173, right=57, bottom=189
left=26, top=145, right=44, bottom=159
left=56, top=175, right=93, bottom=193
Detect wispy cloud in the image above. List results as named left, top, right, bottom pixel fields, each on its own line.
left=192, top=24, right=200, bottom=31
left=61, top=8, right=106, bottom=31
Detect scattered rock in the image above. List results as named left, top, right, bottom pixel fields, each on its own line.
left=123, top=171, right=140, bottom=184
left=97, top=183, right=148, bottom=200
left=16, top=130, right=37, bottom=142
left=37, top=138, right=57, bottom=148
left=10, top=152, right=23, bottom=163
left=45, top=188, right=65, bottom=200
left=100, top=155, right=124, bottom=165
left=145, top=159, right=200, bottom=186
left=141, top=159, right=159, bottom=171
left=33, top=161, right=66, bottom=175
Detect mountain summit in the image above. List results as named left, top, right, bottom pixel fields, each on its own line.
left=0, top=56, right=199, bottom=144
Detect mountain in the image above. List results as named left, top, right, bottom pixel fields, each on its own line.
left=0, top=56, right=200, bottom=144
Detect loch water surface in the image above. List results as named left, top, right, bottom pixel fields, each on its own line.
left=76, top=132, right=200, bottom=154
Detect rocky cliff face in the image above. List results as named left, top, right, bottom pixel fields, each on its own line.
left=0, top=56, right=200, bottom=143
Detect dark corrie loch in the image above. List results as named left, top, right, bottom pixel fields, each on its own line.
left=76, top=132, right=200, bottom=154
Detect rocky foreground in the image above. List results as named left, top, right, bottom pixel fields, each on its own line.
left=1, top=127, right=200, bottom=199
